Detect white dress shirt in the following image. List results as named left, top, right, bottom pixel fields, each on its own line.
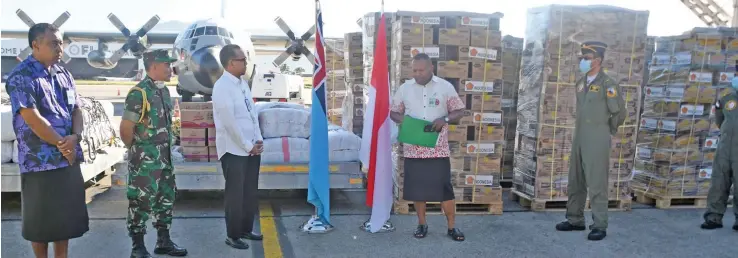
left=212, top=71, right=263, bottom=159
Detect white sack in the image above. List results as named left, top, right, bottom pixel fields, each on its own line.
left=1, top=141, right=13, bottom=163
left=261, top=137, right=310, bottom=164
left=255, top=102, right=307, bottom=113
left=97, top=100, right=115, bottom=120
left=1, top=105, right=16, bottom=141
left=327, top=125, right=361, bottom=162
left=258, top=108, right=311, bottom=139
left=12, top=140, right=19, bottom=163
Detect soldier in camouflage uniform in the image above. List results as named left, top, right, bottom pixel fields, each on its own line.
left=120, top=49, right=187, bottom=258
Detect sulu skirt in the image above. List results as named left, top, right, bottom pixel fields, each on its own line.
left=21, top=164, right=90, bottom=242
left=402, top=157, right=455, bottom=202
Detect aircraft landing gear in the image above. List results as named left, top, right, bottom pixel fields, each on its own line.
left=181, top=91, right=194, bottom=102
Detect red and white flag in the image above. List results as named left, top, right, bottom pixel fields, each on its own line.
left=360, top=10, right=393, bottom=233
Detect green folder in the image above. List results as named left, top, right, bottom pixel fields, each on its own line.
left=397, top=115, right=439, bottom=147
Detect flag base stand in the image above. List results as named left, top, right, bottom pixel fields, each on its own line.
left=360, top=219, right=395, bottom=233
left=300, top=215, right=334, bottom=234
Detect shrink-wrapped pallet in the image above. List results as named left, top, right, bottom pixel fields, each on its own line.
left=513, top=5, right=648, bottom=203
left=260, top=125, right=362, bottom=164
left=385, top=11, right=505, bottom=213
left=632, top=28, right=738, bottom=200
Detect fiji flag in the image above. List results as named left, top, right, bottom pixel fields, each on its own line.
left=308, top=0, right=331, bottom=226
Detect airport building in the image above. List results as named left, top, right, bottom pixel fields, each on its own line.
left=1, top=33, right=328, bottom=80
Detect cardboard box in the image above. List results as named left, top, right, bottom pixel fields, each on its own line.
left=470, top=29, right=502, bottom=48
left=181, top=109, right=214, bottom=128
left=180, top=128, right=207, bottom=147
left=207, top=128, right=216, bottom=146
left=208, top=146, right=218, bottom=162
left=438, top=28, right=471, bottom=46
left=436, top=61, right=468, bottom=78
left=183, top=146, right=209, bottom=162
left=180, top=102, right=213, bottom=110
left=460, top=93, right=502, bottom=111
left=469, top=61, right=503, bottom=81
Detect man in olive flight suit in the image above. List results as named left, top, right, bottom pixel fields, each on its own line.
left=701, top=75, right=738, bottom=231
left=555, top=41, right=626, bottom=241
left=120, top=49, right=188, bottom=257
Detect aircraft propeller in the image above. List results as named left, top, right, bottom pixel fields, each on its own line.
left=106, top=13, right=160, bottom=64
left=14, top=9, right=72, bottom=63
left=272, top=16, right=317, bottom=67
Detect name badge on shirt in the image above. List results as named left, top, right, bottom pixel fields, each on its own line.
left=66, top=88, right=76, bottom=106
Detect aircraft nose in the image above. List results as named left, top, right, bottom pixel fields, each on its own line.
left=192, top=46, right=224, bottom=89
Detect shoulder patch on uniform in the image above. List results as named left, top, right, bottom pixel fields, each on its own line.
left=606, top=87, right=618, bottom=98
left=726, top=100, right=737, bottom=110
left=589, top=85, right=600, bottom=92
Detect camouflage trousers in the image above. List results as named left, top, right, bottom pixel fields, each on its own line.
left=126, top=165, right=177, bottom=236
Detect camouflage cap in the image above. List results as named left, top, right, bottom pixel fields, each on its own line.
left=143, top=49, right=177, bottom=64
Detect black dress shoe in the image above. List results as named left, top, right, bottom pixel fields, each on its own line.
left=555, top=221, right=586, bottom=231
left=587, top=229, right=607, bottom=241
left=225, top=238, right=249, bottom=249
left=242, top=232, right=264, bottom=241
left=700, top=221, right=723, bottom=230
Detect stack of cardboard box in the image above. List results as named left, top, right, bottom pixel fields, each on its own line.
left=360, top=12, right=394, bottom=89
left=500, top=35, right=523, bottom=184
left=341, top=32, right=366, bottom=136
left=180, top=102, right=217, bottom=162
left=513, top=5, right=648, bottom=205
left=386, top=11, right=505, bottom=211
left=632, top=28, right=736, bottom=200
left=325, top=39, right=347, bottom=126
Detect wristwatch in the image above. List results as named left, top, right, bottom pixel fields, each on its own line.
left=444, top=117, right=449, bottom=123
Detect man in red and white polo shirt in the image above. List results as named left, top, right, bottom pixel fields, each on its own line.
left=390, top=53, right=466, bottom=242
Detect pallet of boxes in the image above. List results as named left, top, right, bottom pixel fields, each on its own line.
left=179, top=102, right=217, bottom=163
left=325, top=38, right=348, bottom=126
left=631, top=28, right=736, bottom=209
left=499, top=35, right=524, bottom=187
left=341, top=32, right=366, bottom=136
left=387, top=11, right=506, bottom=215
left=511, top=5, right=647, bottom=211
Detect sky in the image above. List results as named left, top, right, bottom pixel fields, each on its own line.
left=0, top=0, right=726, bottom=39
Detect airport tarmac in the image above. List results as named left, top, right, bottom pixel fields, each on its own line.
left=1, top=83, right=737, bottom=258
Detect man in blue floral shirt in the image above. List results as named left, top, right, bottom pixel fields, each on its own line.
left=5, top=23, right=89, bottom=257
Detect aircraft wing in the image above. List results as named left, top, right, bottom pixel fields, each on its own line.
left=1, top=30, right=179, bottom=44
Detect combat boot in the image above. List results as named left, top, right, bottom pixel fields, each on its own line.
left=130, top=233, right=152, bottom=258
left=154, top=229, right=188, bottom=256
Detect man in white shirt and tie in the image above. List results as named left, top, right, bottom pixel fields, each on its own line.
left=212, top=44, right=264, bottom=250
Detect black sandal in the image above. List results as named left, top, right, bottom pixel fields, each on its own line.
left=447, top=228, right=465, bottom=241
left=414, top=225, right=428, bottom=238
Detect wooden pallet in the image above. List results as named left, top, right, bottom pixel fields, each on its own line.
left=510, top=190, right=632, bottom=211
left=393, top=200, right=503, bottom=215
left=633, top=190, right=708, bottom=209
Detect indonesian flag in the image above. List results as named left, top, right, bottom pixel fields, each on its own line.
left=359, top=11, right=393, bottom=233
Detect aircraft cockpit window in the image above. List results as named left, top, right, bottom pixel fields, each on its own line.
left=229, top=32, right=234, bottom=38
left=217, top=27, right=229, bottom=37
left=186, top=30, right=195, bottom=39
left=205, top=26, right=218, bottom=35
left=194, top=27, right=205, bottom=36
